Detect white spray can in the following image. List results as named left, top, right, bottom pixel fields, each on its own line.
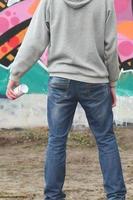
left=13, top=84, right=29, bottom=98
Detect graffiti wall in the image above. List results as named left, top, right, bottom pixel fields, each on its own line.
left=0, top=0, right=133, bottom=97
left=0, top=0, right=133, bottom=128
left=115, top=0, right=133, bottom=96
left=0, top=0, right=49, bottom=96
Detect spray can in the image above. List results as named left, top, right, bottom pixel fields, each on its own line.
left=13, top=84, right=29, bottom=98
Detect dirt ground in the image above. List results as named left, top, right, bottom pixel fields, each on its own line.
left=0, top=127, right=133, bottom=200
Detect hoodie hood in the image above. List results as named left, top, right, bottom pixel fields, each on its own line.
left=64, top=0, right=93, bottom=9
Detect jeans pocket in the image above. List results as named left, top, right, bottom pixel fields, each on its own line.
left=48, top=76, right=70, bottom=90
left=88, top=83, right=109, bottom=100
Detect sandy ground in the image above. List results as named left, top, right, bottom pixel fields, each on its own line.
left=0, top=127, right=133, bottom=200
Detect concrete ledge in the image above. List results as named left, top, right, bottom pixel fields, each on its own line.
left=0, top=94, right=133, bottom=128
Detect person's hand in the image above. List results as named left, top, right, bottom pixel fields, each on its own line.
left=110, top=87, right=117, bottom=107
left=6, top=80, right=19, bottom=100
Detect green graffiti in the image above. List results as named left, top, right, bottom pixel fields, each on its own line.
left=0, top=63, right=49, bottom=95
left=117, top=72, right=133, bottom=96
left=1, top=63, right=133, bottom=97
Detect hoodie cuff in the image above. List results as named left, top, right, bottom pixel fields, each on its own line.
left=109, top=81, right=117, bottom=88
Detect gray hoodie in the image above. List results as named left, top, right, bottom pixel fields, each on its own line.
left=9, top=0, right=119, bottom=84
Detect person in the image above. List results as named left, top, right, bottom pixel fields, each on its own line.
left=6, top=0, right=127, bottom=199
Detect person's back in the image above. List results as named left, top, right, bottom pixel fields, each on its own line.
left=9, top=0, right=119, bottom=85
left=47, top=0, right=119, bottom=84
left=6, top=0, right=127, bottom=200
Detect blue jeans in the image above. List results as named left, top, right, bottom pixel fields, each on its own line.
left=44, top=76, right=126, bottom=200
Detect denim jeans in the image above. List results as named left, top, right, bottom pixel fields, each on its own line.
left=44, top=76, right=126, bottom=200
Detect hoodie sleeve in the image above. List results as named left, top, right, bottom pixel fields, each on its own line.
left=9, top=0, right=50, bottom=82
left=104, top=0, right=120, bottom=83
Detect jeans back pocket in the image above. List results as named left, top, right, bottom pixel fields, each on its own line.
left=48, top=76, right=70, bottom=90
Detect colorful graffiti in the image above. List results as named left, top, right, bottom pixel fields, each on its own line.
left=115, top=0, right=133, bottom=96
left=0, top=0, right=133, bottom=96
left=0, top=0, right=49, bottom=96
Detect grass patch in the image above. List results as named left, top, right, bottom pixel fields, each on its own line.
left=0, top=127, right=133, bottom=149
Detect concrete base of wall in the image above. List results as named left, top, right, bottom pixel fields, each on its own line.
left=0, top=94, right=133, bottom=129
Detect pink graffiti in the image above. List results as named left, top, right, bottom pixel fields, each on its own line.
left=41, top=48, right=48, bottom=66
left=118, top=41, right=133, bottom=57
left=117, top=33, right=133, bottom=62
left=0, top=0, right=34, bottom=36
left=114, top=0, right=129, bottom=13
left=0, top=17, right=10, bottom=33
left=115, top=0, right=133, bottom=62
left=1, top=0, right=132, bottom=68
left=0, top=0, right=48, bottom=68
